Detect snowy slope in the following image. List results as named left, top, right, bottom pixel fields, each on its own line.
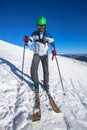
left=0, top=40, right=87, bottom=130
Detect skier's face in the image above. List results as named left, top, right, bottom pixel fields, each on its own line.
left=37, top=25, right=46, bottom=32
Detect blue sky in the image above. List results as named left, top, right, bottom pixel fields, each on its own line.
left=0, top=0, right=87, bottom=54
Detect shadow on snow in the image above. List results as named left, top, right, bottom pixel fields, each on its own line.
left=0, top=57, right=34, bottom=91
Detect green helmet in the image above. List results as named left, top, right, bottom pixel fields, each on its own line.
left=36, top=16, right=47, bottom=25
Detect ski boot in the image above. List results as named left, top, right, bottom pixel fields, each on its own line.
left=44, top=83, right=49, bottom=93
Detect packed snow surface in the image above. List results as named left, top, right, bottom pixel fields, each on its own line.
left=0, top=40, right=87, bottom=130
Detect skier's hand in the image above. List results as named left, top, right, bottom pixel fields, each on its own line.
left=52, top=50, right=57, bottom=56
left=52, top=50, right=57, bottom=60
left=23, top=35, right=28, bottom=45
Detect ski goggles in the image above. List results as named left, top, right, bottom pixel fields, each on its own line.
left=37, top=25, right=46, bottom=28
left=37, top=25, right=46, bottom=32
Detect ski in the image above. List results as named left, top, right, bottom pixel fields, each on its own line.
left=46, top=91, right=60, bottom=113
left=32, top=91, right=41, bottom=121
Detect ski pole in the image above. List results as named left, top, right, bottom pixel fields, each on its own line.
left=21, top=44, right=26, bottom=85
left=55, top=56, right=66, bottom=95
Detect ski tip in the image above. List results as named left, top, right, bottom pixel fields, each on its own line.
left=54, top=109, right=61, bottom=113
left=32, top=115, right=41, bottom=122
left=32, top=118, right=41, bottom=122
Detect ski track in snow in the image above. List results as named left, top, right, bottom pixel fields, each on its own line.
left=0, top=40, right=87, bottom=130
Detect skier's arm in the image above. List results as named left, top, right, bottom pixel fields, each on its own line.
left=50, top=40, right=57, bottom=56
left=46, top=32, right=55, bottom=50
left=27, top=36, right=34, bottom=45
left=49, top=39, right=55, bottom=51
left=47, top=33, right=57, bottom=56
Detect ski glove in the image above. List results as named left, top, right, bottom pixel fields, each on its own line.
left=52, top=50, right=57, bottom=56
left=23, top=35, right=28, bottom=45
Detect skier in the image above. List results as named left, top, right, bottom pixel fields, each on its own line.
left=23, top=16, right=57, bottom=93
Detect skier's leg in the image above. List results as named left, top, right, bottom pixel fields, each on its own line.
left=31, top=54, right=40, bottom=92
left=41, top=55, right=49, bottom=91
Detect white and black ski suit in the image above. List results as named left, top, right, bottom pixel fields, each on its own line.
left=27, top=30, right=55, bottom=84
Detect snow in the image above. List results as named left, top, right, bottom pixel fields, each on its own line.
left=0, top=40, right=87, bottom=130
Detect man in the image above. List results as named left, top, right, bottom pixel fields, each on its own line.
left=23, top=16, right=57, bottom=93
